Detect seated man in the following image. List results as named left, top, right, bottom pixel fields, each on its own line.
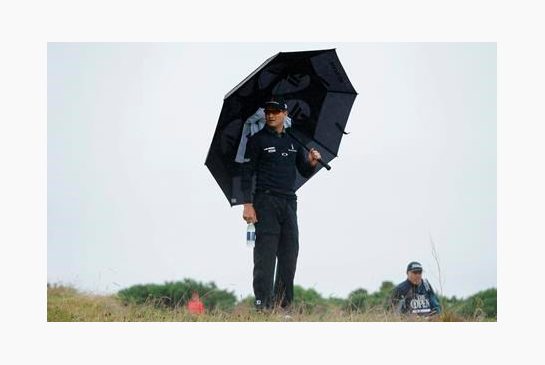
left=390, top=261, right=441, bottom=317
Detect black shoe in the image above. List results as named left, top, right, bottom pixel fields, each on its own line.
left=254, top=299, right=269, bottom=312
left=281, top=304, right=293, bottom=315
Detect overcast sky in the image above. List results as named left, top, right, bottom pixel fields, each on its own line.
left=48, top=42, right=496, bottom=300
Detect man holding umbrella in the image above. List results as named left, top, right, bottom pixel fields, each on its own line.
left=242, top=96, right=322, bottom=312
left=205, top=49, right=357, bottom=312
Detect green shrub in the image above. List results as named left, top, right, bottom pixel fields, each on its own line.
left=456, top=288, right=497, bottom=319
left=345, top=281, right=395, bottom=312
left=117, top=278, right=237, bottom=311
left=325, top=296, right=347, bottom=308
left=345, top=288, right=369, bottom=311
left=293, top=285, right=326, bottom=312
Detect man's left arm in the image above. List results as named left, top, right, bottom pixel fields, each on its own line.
left=296, top=147, right=320, bottom=178
left=426, top=280, right=442, bottom=315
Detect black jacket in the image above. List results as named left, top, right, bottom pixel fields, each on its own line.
left=241, top=125, right=316, bottom=203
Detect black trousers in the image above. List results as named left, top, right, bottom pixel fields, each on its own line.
left=252, top=191, right=299, bottom=309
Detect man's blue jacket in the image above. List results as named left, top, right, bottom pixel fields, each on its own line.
left=390, top=279, right=441, bottom=316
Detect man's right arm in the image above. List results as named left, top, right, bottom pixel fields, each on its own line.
left=241, top=135, right=259, bottom=204
left=389, top=285, right=405, bottom=314
left=241, top=136, right=259, bottom=223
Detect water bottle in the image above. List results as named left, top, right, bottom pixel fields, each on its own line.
left=246, top=223, right=256, bottom=248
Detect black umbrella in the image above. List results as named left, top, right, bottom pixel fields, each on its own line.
left=205, top=49, right=358, bottom=206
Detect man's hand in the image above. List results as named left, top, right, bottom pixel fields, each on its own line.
left=308, top=148, right=321, bottom=167
left=243, top=203, right=258, bottom=224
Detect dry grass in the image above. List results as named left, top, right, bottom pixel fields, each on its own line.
left=47, top=285, right=479, bottom=322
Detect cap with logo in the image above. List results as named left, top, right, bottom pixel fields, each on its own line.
left=406, top=261, right=423, bottom=273
left=263, top=96, right=288, bottom=111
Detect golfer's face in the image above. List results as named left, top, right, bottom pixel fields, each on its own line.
left=265, top=109, right=286, bottom=128
left=407, top=270, right=423, bottom=285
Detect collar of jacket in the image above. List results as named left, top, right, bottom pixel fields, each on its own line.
left=265, top=124, right=286, bottom=136
left=406, top=279, right=420, bottom=288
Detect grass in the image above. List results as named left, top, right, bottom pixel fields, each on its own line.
left=47, top=285, right=488, bottom=322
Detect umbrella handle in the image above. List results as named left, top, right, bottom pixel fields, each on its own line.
left=286, top=129, right=332, bottom=171
left=318, top=158, right=332, bottom=171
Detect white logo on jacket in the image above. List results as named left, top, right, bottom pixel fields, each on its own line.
left=409, top=294, right=431, bottom=312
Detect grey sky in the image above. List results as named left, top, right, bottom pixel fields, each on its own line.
left=48, top=42, right=496, bottom=299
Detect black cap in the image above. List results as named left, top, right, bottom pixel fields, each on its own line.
left=406, top=261, right=423, bottom=273
left=263, top=96, right=287, bottom=111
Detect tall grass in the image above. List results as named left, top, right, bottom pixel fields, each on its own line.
left=47, top=284, right=490, bottom=322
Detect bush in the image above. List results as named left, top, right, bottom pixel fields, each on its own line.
left=345, top=288, right=369, bottom=311
left=345, top=281, right=395, bottom=312
left=117, top=278, right=237, bottom=311
left=456, top=288, right=497, bottom=319
left=293, top=285, right=326, bottom=312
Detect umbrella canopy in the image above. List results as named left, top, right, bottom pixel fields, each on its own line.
left=205, top=49, right=358, bottom=206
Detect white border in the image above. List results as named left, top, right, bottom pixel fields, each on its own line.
left=2, top=0, right=544, bottom=363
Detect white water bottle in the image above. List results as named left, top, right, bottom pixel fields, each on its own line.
left=246, top=223, right=256, bottom=248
